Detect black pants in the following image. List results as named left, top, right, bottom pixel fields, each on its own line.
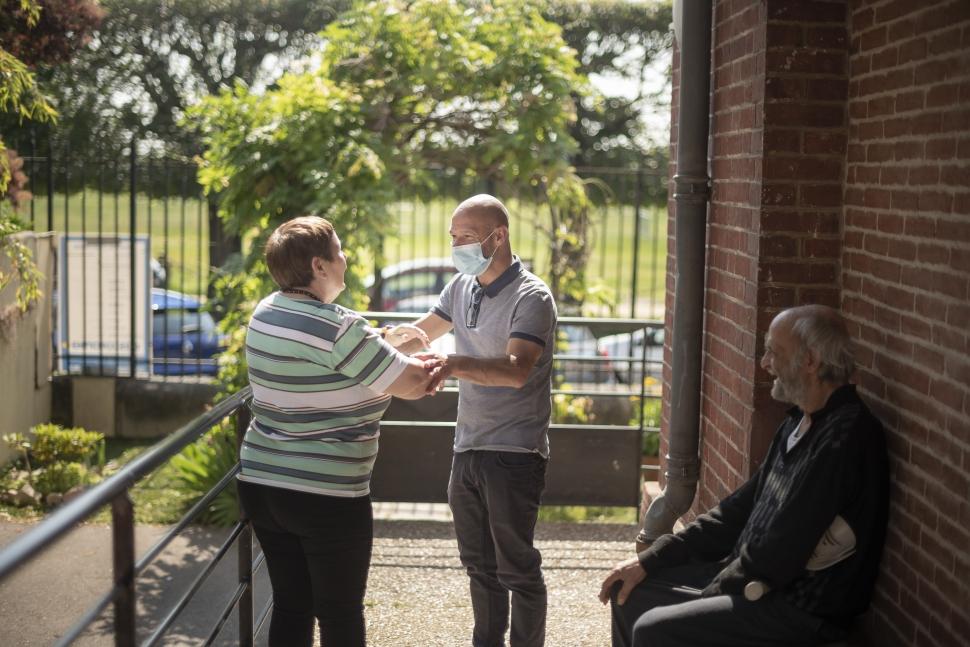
left=610, top=561, right=848, bottom=647
left=237, top=480, right=373, bottom=647
left=448, top=450, right=548, bottom=647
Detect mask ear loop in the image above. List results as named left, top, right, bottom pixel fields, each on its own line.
left=480, top=228, right=499, bottom=259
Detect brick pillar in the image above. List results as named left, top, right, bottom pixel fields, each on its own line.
left=663, top=0, right=850, bottom=516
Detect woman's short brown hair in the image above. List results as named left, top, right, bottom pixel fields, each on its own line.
left=264, top=216, right=336, bottom=289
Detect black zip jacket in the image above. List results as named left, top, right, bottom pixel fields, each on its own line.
left=638, top=385, right=889, bottom=627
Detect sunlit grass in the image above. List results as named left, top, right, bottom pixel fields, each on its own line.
left=538, top=505, right=638, bottom=524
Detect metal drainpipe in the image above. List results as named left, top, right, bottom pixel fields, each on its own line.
left=638, top=0, right=713, bottom=543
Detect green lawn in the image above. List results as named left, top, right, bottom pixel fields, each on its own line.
left=23, top=190, right=666, bottom=317
left=26, top=189, right=211, bottom=296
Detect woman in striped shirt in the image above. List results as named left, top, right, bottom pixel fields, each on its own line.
left=237, top=216, right=439, bottom=647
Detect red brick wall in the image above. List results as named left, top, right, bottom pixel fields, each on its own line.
left=843, top=1, right=970, bottom=644
left=671, top=0, right=851, bottom=515
left=663, top=0, right=968, bottom=644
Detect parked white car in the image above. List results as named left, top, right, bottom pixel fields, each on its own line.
left=598, top=326, right=665, bottom=385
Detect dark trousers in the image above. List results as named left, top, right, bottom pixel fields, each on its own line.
left=448, top=450, right=548, bottom=647
left=237, top=480, right=373, bottom=647
left=610, top=561, right=848, bottom=647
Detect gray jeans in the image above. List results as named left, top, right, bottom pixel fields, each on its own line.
left=448, top=450, right=547, bottom=647
left=610, top=561, right=848, bottom=647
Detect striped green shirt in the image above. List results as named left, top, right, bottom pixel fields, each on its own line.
left=238, top=293, right=409, bottom=497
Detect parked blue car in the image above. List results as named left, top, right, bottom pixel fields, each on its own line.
left=151, top=288, right=223, bottom=376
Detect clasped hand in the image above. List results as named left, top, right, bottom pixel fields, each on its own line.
left=413, top=351, right=451, bottom=395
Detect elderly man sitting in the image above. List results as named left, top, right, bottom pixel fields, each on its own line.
left=601, top=305, right=889, bottom=647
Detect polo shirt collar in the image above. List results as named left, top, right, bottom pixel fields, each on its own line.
left=477, top=256, right=523, bottom=297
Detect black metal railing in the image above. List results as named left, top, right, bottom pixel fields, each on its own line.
left=364, top=312, right=664, bottom=482
left=0, top=314, right=662, bottom=643
left=0, top=387, right=257, bottom=647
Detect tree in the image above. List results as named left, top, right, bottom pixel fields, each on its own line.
left=0, top=0, right=104, bottom=67
left=0, top=0, right=102, bottom=325
left=544, top=0, right=673, bottom=168
left=190, top=0, right=588, bottom=391
left=12, top=0, right=671, bottom=167
left=28, top=0, right=349, bottom=156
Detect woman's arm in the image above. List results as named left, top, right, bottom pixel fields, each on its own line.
left=381, top=355, right=440, bottom=399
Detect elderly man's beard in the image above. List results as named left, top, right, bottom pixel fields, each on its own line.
left=770, top=356, right=806, bottom=404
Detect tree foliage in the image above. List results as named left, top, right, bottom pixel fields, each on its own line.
left=192, top=0, right=589, bottom=392
left=544, top=0, right=673, bottom=166
left=0, top=0, right=105, bottom=66
left=1, top=0, right=100, bottom=318
left=31, top=0, right=349, bottom=156
left=15, top=0, right=671, bottom=166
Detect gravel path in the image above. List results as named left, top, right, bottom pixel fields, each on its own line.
left=0, top=517, right=639, bottom=646
left=365, top=519, right=636, bottom=647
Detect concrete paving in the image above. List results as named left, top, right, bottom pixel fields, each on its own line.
left=0, top=510, right=640, bottom=646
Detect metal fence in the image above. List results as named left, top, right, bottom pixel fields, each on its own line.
left=10, top=135, right=667, bottom=379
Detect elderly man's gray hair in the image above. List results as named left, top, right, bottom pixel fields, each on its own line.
left=787, top=305, right=856, bottom=384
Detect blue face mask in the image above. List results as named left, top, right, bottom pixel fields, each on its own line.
left=451, top=229, right=497, bottom=276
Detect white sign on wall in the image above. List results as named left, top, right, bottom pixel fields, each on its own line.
left=56, top=235, right=151, bottom=376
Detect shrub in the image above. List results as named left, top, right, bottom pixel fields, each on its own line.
left=1, top=424, right=104, bottom=507
left=552, top=392, right=593, bottom=425
left=169, top=421, right=239, bottom=526
left=33, top=462, right=94, bottom=495
left=29, top=424, right=105, bottom=466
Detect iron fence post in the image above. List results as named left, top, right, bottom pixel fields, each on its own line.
left=129, top=140, right=137, bottom=377
left=112, top=493, right=136, bottom=647
left=631, top=165, right=643, bottom=318
left=236, top=405, right=254, bottom=646
left=28, top=127, right=36, bottom=228
left=46, top=133, right=53, bottom=232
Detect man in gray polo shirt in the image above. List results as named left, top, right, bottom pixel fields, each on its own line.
left=409, top=194, right=557, bottom=647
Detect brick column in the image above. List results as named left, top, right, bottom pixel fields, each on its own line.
left=663, top=0, right=850, bottom=515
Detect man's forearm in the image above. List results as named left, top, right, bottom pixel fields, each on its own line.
left=448, top=354, right=529, bottom=387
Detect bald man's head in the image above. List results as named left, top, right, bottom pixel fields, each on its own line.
left=453, top=194, right=510, bottom=232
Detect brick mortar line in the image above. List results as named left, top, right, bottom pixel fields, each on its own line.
left=854, top=349, right=969, bottom=401
left=841, top=246, right=970, bottom=278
